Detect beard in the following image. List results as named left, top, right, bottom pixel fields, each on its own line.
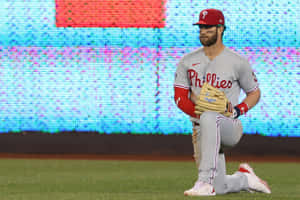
left=200, top=30, right=218, bottom=47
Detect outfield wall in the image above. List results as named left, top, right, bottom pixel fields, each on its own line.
left=1, top=133, right=299, bottom=157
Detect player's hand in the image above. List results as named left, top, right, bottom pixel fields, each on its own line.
left=227, top=102, right=233, bottom=114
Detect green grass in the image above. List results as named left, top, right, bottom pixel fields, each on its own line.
left=0, top=159, right=299, bottom=200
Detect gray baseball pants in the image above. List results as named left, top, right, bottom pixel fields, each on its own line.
left=192, top=111, right=249, bottom=194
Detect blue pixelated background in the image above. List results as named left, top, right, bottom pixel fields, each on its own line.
left=0, top=0, right=299, bottom=136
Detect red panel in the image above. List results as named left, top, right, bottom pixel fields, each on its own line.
left=55, top=0, right=166, bottom=28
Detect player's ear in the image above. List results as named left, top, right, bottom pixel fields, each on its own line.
left=217, top=25, right=225, bottom=38
left=217, top=25, right=224, bottom=33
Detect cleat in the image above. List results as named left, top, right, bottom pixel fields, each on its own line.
left=238, top=163, right=271, bottom=194
left=184, top=181, right=216, bottom=196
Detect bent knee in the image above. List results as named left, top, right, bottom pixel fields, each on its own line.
left=222, top=134, right=242, bottom=148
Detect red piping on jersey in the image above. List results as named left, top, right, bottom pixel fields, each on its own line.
left=246, top=85, right=259, bottom=94
left=174, top=86, right=198, bottom=118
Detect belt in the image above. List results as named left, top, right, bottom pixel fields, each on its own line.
left=193, top=122, right=200, bottom=126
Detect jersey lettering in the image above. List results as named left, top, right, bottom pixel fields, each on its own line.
left=188, top=69, right=232, bottom=89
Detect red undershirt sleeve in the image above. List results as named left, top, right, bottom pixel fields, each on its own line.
left=174, top=86, right=198, bottom=118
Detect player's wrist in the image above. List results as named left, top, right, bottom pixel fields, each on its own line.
left=233, top=102, right=249, bottom=119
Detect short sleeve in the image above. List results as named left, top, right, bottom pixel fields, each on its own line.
left=173, top=58, right=190, bottom=89
left=238, top=60, right=259, bottom=93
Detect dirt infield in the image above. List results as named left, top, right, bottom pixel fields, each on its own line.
left=0, top=153, right=299, bottom=162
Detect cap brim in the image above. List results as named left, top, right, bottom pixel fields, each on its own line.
left=193, top=20, right=208, bottom=25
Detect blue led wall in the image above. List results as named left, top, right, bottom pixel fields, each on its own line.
left=0, top=0, right=299, bottom=136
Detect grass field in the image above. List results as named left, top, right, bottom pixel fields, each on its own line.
left=0, top=159, right=299, bottom=200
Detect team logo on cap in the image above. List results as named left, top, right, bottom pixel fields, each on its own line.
left=202, top=11, right=208, bottom=19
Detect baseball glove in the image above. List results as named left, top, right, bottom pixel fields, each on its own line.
left=195, top=82, right=232, bottom=117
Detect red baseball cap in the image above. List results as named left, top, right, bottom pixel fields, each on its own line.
left=193, top=9, right=225, bottom=26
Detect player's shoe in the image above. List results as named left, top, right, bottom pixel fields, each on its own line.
left=238, top=163, right=271, bottom=194
left=184, top=180, right=216, bottom=196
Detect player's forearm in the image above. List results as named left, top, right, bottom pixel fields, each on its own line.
left=174, top=87, right=198, bottom=118
left=242, top=88, right=261, bottom=110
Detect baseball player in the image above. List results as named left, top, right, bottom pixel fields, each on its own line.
left=173, top=8, right=271, bottom=196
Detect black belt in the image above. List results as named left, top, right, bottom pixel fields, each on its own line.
left=193, top=122, right=200, bottom=126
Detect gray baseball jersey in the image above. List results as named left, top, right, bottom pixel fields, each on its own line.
left=174, top=47, right=259, bottom=115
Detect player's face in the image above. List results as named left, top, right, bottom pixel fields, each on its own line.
left=199, top=25, right=218, bottom=47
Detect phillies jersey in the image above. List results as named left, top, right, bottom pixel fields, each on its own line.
left=174, top=47, right=259, bottom=109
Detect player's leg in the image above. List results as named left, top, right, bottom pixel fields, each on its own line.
left=211, top=114, right=249, bottom=194
left=184, top=111, right=224, bottom=196
left=184, top=111, right=245, bottom=196
left=192, top=125, right=200, bottom=168
left=212, top=153, right=249, bottom=194
left=214, top=161, right=271, bottom=194
left=197, top=111, right=226, bottom=184
left=213, top=116, right=270, bottom=194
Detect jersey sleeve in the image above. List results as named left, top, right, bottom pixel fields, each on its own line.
left=238, top=59, right=259, bottom=93
left=173, top=58, right=190, bottom=89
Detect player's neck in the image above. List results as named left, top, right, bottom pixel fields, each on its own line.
left=203, top=42, right=225, bottom=61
